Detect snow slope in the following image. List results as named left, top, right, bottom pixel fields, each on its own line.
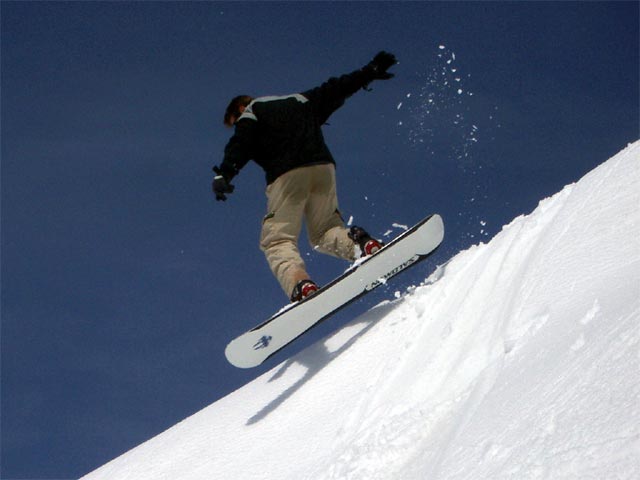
left=83, top=141, right=640, bottom=480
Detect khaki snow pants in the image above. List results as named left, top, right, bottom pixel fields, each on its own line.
left=260, top=163, right=357, bottom=297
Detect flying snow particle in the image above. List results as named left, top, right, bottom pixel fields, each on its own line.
left=392, top=223, right=409, bottom=231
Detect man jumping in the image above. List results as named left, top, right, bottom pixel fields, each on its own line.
left=213, top=51, right=397, bottom=302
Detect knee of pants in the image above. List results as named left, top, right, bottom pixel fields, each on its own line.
left=306, top=209, right=344, bottom=244
left=260, top=221, right=299, bottom=253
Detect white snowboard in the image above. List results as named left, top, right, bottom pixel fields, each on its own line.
left=225, top=214, right=444, bottom=368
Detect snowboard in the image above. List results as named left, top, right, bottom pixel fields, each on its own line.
left=225, top=214, right=444, bottom=368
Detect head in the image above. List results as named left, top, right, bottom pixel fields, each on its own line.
left=224, top=95, right=253, bottom=127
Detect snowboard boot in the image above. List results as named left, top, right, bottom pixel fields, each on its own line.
left=348, top=226, right=383, bottom=257
left=290, top=279, right=319, bottom=303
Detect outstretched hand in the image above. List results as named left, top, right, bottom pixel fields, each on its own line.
left=367, top=51, right=397, bottom=80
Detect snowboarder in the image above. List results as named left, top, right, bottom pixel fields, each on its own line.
left=213, top=51, right=397, bottom=302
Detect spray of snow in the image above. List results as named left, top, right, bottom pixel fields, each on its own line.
left=82, top=141, right=640, bottom=480
left=395, top=44, right=501, bottom=241
left=397, top=44, right=492, bottom=165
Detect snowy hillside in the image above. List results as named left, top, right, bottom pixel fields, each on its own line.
left=83, top=141, right=640, bottom=480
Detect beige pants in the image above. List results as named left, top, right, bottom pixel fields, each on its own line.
left=260, top=163, right=357, bottom=297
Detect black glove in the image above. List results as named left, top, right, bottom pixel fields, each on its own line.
left=212, top=167, right=235, bottom=201
left=365, top=51, right=397, bottom=80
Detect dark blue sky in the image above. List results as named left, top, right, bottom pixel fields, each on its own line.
left=2, top=1, right=637, bottom=478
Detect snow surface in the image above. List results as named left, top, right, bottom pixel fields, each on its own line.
left=83, top=141, right=640, bottom=480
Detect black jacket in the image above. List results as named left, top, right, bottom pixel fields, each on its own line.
left=217, top=67, right=378, bottom=185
